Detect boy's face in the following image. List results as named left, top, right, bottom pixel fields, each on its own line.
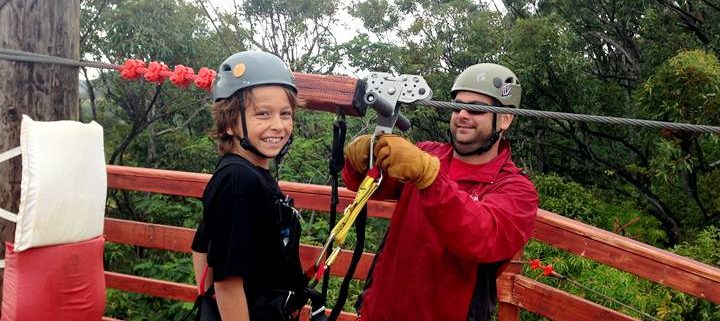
left=450, top=91, right=513, bottom=154
left=228, top=85, right=294, bottom=158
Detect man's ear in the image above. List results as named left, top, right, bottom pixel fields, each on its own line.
left=499, top=113, right=514, bottom=131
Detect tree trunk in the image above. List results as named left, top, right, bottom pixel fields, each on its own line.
left=0, top=0, right=80, bottom=301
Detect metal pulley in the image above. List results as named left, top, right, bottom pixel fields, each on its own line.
left=363, top=72, right=433, bottom=134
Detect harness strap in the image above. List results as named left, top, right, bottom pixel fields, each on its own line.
left=198, top=264, right=210, bottom=295
left=328, top=206, right=367, bottom=321
left=323, top=115, right=346, bottom=300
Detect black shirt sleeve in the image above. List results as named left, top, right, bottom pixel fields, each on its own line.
left=191, top=221, right=209, bottom=253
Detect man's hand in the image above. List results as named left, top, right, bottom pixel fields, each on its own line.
left=374, top=135, right=440, bottom=189
left=345, top=134, right=372, bottom=173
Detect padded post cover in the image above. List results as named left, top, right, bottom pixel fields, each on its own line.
left=1, top=236, right=106, bottom=321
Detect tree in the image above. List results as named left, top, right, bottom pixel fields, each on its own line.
left=0, top=0, right=80, bottom=298
left=201, top=0, right=344, bottom=73
left=345, top=0, right=507, bottom=140
left=82, top=0, right=221, bottom=167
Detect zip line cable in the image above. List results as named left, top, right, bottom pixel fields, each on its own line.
left=2, top=47, right=720, bottom=135
left=417, top=100, right=720, bottom=134
left=0, top=48, right=120, bottom=70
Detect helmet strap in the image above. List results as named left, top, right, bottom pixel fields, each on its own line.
left=274, top=134, right=293, bottom=165
left=450, top=113, right=502, bottom=157
left=238, top=109, right=294, bottom=164
left=239, top=110, right=271, bottom=159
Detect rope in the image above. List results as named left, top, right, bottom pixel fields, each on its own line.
left=2, top=47, right=719, bottom=134
left=559, top=275, right=662, bottom=321
left=417, top=100, right=720, bottom=135
left=0, top=48, right=119, bottom=69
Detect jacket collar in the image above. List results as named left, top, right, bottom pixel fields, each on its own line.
left=441, top=140, right=513, bottom=184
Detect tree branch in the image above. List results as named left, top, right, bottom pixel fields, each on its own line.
left=155, top=104, right=207, bottom=136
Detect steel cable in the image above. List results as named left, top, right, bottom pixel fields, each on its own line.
left=416, top=100, right=720, bottom=134
left=2, top=47, right=720, bottom=135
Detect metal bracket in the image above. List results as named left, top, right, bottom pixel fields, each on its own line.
left=363, top=72, right=433, bottom=134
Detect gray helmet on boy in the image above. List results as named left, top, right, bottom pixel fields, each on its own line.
left=451, top=63, right=521, bottom=108
left=212, top=51, right=296, bottom=101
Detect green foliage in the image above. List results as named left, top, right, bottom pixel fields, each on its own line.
left=83, top=0, right=720, bottom=319
left=533, top=173, right=667, bottom=245
left=673, top=226, right=720, bottom=267
left=637, top=50, right=720, bottom=125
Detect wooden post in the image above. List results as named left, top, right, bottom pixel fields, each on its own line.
left=497, top=248, right=524, bottom=321
left=0, top=0, right=80, bottom=298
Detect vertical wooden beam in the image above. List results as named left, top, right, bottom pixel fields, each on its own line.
left=0, top=0, right=80, bottom=300
left=497, top=249, right=524, bottom=321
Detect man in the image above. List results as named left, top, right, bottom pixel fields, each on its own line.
left=343, top=63, right=539, bottom=321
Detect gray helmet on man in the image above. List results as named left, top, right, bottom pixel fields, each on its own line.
left=451, top=63, right=521, bottom=108
left=212, top=51, right=296, bottom=101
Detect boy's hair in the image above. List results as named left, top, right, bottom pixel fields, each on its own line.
left=211, top=86, right=300, bottom=154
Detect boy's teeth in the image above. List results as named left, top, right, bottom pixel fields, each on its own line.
left=263, top=138, right=281, bottom=143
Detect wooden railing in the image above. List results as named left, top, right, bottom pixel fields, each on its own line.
left=103, top=165, right=720, bottom=321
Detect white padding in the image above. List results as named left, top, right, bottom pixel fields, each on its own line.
left=14, top=115, right=107, bottom=252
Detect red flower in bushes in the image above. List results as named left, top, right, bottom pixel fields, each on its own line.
left=530, top=259, right=541, bottom=270
left=543, top=264, right=554, bottom=276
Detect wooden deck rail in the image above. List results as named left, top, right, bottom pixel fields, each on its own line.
left=104, top=165, right=720, bottom=320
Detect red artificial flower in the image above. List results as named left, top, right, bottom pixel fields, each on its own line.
left=119, top=59, right=145, bottom=80
left=194, top=67, right=216, bottom=92
left=169, top=65, right=194, bottom=88
left=144, top=61, right=170, bottom=83
left=543, top=264, right=554, bottom=276
left=530, top=259, right=541, bottom=270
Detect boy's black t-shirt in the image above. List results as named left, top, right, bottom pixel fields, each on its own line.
left=191, top=153, right=305, bottom=298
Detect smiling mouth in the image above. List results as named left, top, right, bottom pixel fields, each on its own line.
left=262, top=137, right=283, bottom=144
left=455, top=125, right=474, bottom=130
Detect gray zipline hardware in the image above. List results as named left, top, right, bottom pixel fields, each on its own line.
left=364, top=72, right=433, bottom=134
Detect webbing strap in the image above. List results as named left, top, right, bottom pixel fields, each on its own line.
left=0, top=147, right=21, bottom=222
left=0, top=147, right=21, bottom=164
left=0, top=208, right=17, bottom=223
left=323, top=115, right=346, bottom=302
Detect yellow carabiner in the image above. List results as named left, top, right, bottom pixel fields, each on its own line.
left=331, top=170, right=382, bottom=245
left=314, top=166, right=382, bottom=269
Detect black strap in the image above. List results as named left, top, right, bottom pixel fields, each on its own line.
left=323, top=114, right=346, bottom=301
left=354, top=228, right=388, bottom=313
left=328, top=207, right=367, bottom=321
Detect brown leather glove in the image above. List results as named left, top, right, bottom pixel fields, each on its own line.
left=374, top=134, right=440, bottom=189
left=344, top=134, right=372, bottom=173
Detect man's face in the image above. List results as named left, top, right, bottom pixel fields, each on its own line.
left=450, top=91, right=514, bottom=154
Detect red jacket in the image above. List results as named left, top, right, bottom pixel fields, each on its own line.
left=343, top=140, right=538, bottom=321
